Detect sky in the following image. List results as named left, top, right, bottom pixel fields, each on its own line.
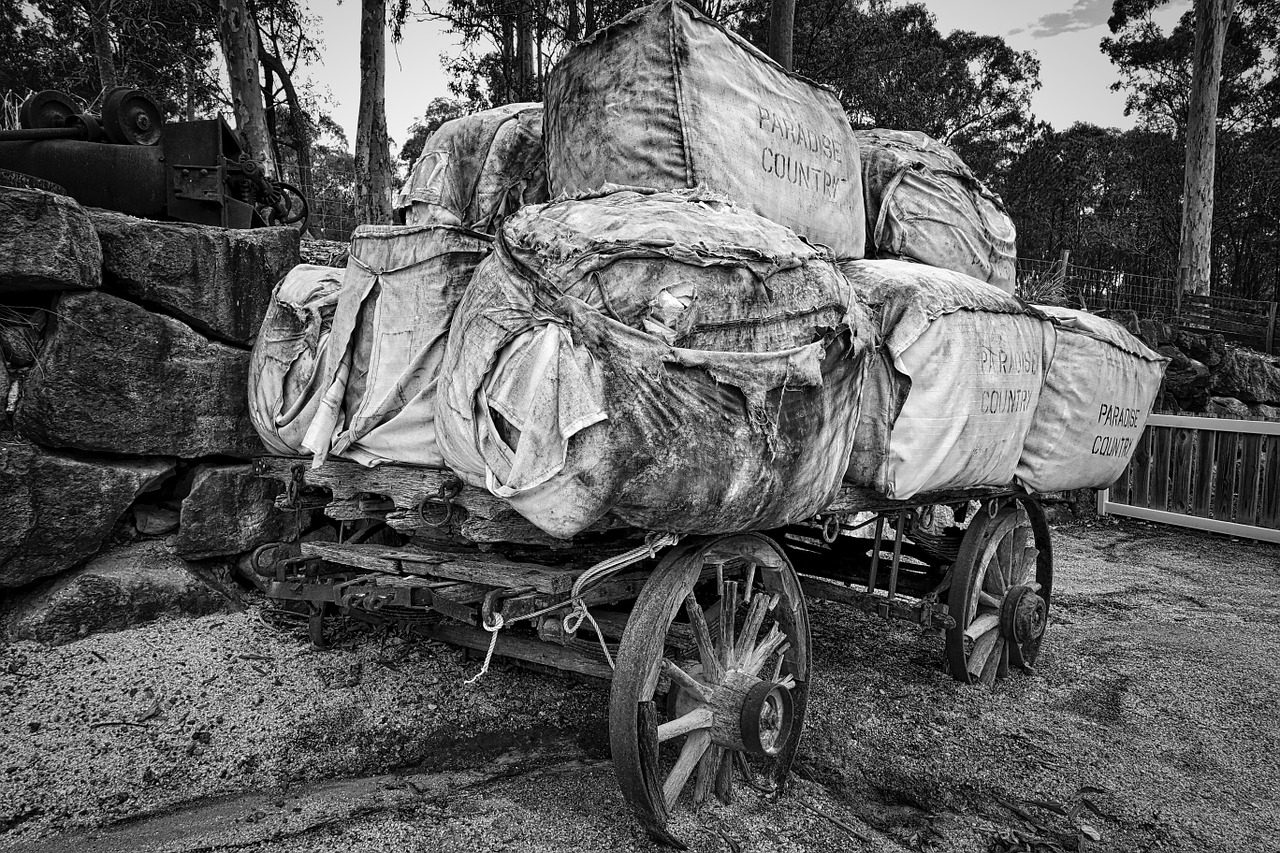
left=305, top=0, right=1194, bottom=154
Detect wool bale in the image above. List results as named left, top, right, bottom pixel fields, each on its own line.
left=1016, top=306, right=1167, bottom=492
left=303, top=224, right=491, bottom=467
left=396, top=103, right=548, bottom=233
left=544, top=0, right=865, bottom=258
left=437, top=189, right=872, bottom=538
left=856, top=129, right=1017, bottom=293
left=843, top=259, right=1049, bottom=500
left=247, top=264, right=344, bottom=456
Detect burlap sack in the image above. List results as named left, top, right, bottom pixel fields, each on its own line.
left=396, top=103, right=547, bottom=233
left=247, top=264, right=345, bottom=456
left=303, top=224, right=491, bottom=467
left=436, top=189, right=873, bottom=537
left=857, top=129, right=1017, bottom=293
left=843, top=259, right=1050, bottom=500
left=1016, top=306, right=1167, bottom=491
left=544, top=0, right=865, bottom=259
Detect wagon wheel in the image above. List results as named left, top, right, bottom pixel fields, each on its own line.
left=609, top=533, right=811, bottom=848
left=945, top=497, right=1053, bottom=684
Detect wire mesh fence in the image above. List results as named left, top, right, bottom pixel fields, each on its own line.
left=1017, top=255, right=1180, bottom=321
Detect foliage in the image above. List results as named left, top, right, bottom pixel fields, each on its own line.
left=0, top=0, right=223, bottom=119
left=398, top=96, right=466, bottom=164
left=422, top=0, right=649, bottom=106
left=1101, top=0, right=1280, bottom=131
left=736, top=0, right=1041, bottom=158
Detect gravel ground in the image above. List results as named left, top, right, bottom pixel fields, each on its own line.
left=2, top=518, right=1277, bottom=853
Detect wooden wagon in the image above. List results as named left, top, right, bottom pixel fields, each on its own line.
left=254, top=455, right=1053, bottom=847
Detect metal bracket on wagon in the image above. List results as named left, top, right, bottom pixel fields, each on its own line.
left=414, top=478, right=464, bottom=528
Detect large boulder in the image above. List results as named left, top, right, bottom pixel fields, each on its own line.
left=1210, top=346, right=1280, bottom=405
left=0, top=437, right=173, bottom=588
left=89, top=209, right=299, bottom=346
left=3, top=541, right=231, bottom=644
left=14, top=291, right=264, bottom=458
left=0, top=187, right=101, bottom=293
left=1157, top=345, right=1211, bottom=411
left=175, top=463, right=295, bottom=559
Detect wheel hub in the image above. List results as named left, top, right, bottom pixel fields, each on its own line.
left=739, top=680, right=793, bottom=757
left=1001, top=585, right=1047, bottom=646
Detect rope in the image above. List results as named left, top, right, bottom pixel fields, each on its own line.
left=463, top=613, right=505, bottom=686
left=460, top=532, right=680, bottom=684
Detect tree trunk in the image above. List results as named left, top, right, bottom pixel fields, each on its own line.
left=355, top=0, right=393, bottom=225
left=567, top=0, right=580, bottom=43
left=1177, top=0, right=1236, bottom=297
left=768, top=0, right=795, bottom=71
left=501, top=11, right=514, bottom=104
left=259, top=46, right=315, bottom=212
left=516, top=7, right=535, bottom=101
left=184, top=55, right=196, bottom=121
left=84, top=0, right=118, bottom=93
left=585, top=0, right=596, bottom=40
left=217, top=0, right=277, bottom=177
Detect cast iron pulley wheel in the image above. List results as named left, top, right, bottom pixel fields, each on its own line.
left=102, top=86, right=164, bottom=145
left=263, top=180, right=310, bottom=228
left=609, top=533, right=811, bottom=848
left=945, top=497, right=1053, bottom=684
left=18, top=90, right=77, bottom=130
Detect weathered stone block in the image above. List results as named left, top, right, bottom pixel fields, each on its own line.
left=89, top=209, right=299, bottom=345
left=1210, top=346, right=1280, bottom=405
left=0, top=437, right=173, bottom=588
left=133, top=503, right=179, bottom=536
left=14, top=291, right=265, bottom=458
left=175, top=463, right=295, bottom=559
left=1157, top=345, right=1211, bottom=411
left=4, top=541, right=230, bottom=644
left=0, top=187, right=101, bottom=293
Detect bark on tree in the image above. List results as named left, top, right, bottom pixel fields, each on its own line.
left=259, top=46, right=315, bottom=211
left=1177, top=0, right=1236, bottom=296
left=84, top=0, right=118, bottom=93
left=768, top=0, right=795, bottom=71
left=218, top=0, right=277, bottom=177
left=355, top=0, right=393, bottom=225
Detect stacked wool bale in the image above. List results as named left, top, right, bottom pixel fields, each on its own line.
left=1, top=184, right=301, bottom=643
left=855, top=129, right=1019, bottom=293
left=435, top=189, right=873, bottom=537
left=250, top=103, right=550, bottom=465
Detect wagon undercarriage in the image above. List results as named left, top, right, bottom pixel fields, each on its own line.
left=253, top=455, right=1053, bottom=846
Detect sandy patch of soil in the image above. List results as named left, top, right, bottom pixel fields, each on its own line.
left=2, top=519, right=1277, bottom=852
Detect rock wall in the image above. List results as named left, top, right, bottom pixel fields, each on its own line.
left=1, top=186, right=304, bottom=643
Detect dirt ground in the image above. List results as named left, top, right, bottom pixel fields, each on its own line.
left=2, top=518, right=1278, bottom=853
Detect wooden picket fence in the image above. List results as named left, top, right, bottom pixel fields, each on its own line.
left=1097, top=413, right=1280, bottom=543
left=1178, top=292, right=1278, bottom=355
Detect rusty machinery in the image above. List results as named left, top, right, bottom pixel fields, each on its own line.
left=0, top=88, right=308, bottom=230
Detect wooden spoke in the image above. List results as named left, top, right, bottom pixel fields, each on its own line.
left=661, top=658, right=713, bottom=704
left=771, top=651, right=786, bottom=683
left=693, top=746, right=719, bottom=805
left=715, top=745, right=735, bottom=804
left=657, top=707, right=714, bottom=743
left=978, top=637, right=1006, bottom=685
left=742, top=626, right=787, bottom=676
left=963, top=612, right=1000, bottom=641
left=967, top=629, right=1000, bottom=680
left=734, top=593, right=773, bottom=661
left=743, top=562, right=757, bottom=604
left=684, top=593, right=723, bottom=682
left=977, top=590, right=1003, bottom=608
left=719, top=581, right=738, bottom=669
left=662, top=729, right=711, bottom=810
